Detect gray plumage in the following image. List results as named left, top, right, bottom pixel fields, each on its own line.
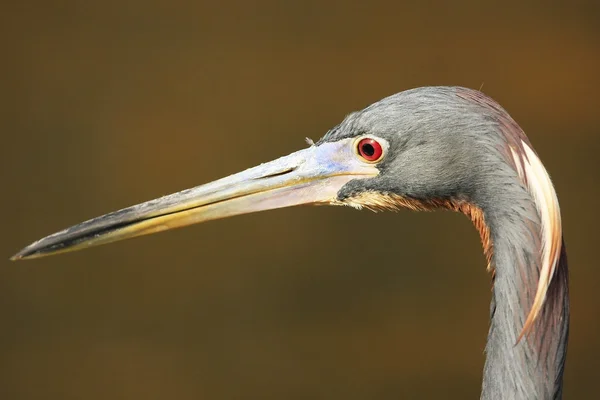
left=323, top=87, right=569, bottom=399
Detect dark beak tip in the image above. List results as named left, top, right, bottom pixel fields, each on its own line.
left=10, top=247, right=34, bottom=261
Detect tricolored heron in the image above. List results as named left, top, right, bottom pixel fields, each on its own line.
left=12, top=87, right=569, bottom=399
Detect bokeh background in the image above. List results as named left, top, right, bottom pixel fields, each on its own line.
left=2, top=1, right=599, bottom=399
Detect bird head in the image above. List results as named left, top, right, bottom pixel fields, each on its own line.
left=12, top=87, right=497, bottom=260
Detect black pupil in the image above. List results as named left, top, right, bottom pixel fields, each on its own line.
left=361, top=143, right=375, bottom=157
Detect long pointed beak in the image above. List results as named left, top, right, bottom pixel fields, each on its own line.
left=12, top=139, right=379, bottom=260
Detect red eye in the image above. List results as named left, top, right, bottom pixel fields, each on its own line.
left=357, top=138, right=383, bottom=162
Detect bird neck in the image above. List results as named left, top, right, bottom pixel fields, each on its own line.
left=479, top=192, right=569, bottom=400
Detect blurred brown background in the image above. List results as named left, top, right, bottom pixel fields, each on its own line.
left=2, top=1, right=599, bottom=399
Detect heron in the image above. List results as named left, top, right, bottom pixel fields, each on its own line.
left=12, top=86, right=569, bottom=399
